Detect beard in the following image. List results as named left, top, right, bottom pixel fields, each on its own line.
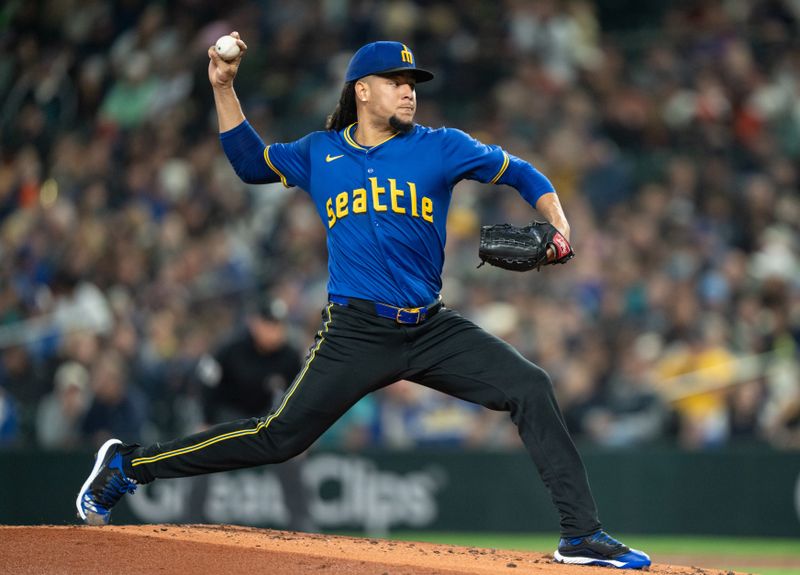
left=389, top=115, right=414, bottom=134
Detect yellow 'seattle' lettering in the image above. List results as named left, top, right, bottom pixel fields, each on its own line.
left=370, top=177, right=387, bottom=212
left=408, top=182, right=419, bottom=217
left=422, top=196, right=433, bottom=223
left=389, top=179, right=406, bottom=214
left=326, top=178, right=433, bottom=228
left=336, top=191, right=349, bottom=219
left=353, top=188, right=367, bottom=213
left=326, top=197, right=336, bottom=228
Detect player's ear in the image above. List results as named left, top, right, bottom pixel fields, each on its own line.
left=355, top=79, right=369, bottom=102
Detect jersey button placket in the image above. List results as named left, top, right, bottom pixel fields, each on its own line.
left=366, top=152, right=378, bottom=226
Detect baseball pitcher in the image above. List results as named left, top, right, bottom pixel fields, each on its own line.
left=77, top=35, right=649, bottom=569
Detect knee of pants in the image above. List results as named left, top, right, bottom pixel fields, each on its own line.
left=514, top=364, right=555, bottom=402
left=506, top=365, right=555, bottom=425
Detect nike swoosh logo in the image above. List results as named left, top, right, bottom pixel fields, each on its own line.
left=325, top=154, right=344, bottom=163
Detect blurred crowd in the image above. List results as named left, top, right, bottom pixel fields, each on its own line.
left=1, top=0, right=799, bottom=453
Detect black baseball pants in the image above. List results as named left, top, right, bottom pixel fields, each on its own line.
left=125, top=301, right=601, bottom=537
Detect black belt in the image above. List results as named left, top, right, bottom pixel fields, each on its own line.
left=329, top=294, right=443, bottom=325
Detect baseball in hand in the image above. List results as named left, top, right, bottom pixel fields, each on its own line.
left=215, top=35, right=241, bottom=61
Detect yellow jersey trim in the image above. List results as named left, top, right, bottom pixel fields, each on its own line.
left=131, top=304, right=335, bottom=468
left=374, top=130, right=401, bottom=148
left=264, top=146, right=290, bottom=188
left=490, top=152, right=509, bottom=184
left=343, top=123, right=401, bottom=151
left=343, top=123, right=365, bottom=150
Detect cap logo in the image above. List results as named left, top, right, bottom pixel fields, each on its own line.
left=400, top=44, right=414, bottom=64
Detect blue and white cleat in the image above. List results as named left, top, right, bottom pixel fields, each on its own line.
left=554, top=530, right=651, bottom=569
left=76, top=439, right=137, bottom=525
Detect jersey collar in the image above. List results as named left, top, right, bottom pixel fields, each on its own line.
left=342, top=122, right=403, bottom=151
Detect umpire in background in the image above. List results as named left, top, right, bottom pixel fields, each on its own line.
left=195, top=298, right=316, bottom=532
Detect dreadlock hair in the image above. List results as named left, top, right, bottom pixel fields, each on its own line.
left=325, top=81, right=357, bottom=131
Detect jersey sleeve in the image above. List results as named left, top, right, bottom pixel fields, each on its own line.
left=264, top=133, right=314, bottom=190
left=440, top=128, right=509, bottom=187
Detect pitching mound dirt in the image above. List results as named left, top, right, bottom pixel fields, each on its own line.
left=0, top=525, right=741, bottom=575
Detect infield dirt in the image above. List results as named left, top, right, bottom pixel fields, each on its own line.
left=0, top=525, right=745, bottom=575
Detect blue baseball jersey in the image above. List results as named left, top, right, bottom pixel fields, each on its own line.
left=266, top=123, right=515, bottom=308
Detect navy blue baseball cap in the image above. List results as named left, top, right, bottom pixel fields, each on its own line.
left=345, top=41, right=434, bottom=83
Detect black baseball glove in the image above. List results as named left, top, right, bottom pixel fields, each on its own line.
left=477, top=221, right=574, bottom=271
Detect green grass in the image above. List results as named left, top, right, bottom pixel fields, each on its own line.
left=379, top=533, right=800, bottom=575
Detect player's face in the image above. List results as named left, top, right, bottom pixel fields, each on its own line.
left=363, top=72, right=417, bottom=129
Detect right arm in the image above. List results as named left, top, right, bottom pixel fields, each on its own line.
left=209, top=32, right=278, bottom=184
left=208, top=32, right=247, bottom=132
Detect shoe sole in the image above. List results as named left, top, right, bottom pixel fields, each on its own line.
left=554, top=550, right=651, bottom=569
left=75, top=438, right=122, bottom=525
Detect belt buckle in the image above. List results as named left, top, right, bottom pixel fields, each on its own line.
left=396, top=306, right=423, bottom=325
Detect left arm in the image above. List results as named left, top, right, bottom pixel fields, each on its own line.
left=496, top=158, right=572, bottom=262
left=440, top=130, right=572, bottom=256
left=535, top=192, right=571, bottom=264
left=535, top=192, right=570, bottom=241
left=494, top=156, right=569, bottom=238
